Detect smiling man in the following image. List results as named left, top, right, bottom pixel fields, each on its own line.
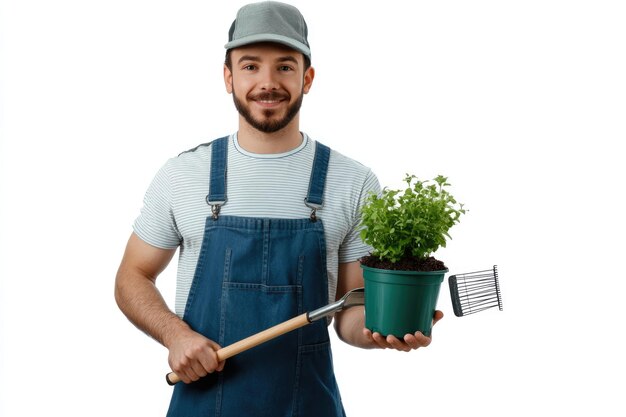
left=226, top=42, right=313, bottom=152
left=227, top=43, right=311, bottom=136
left=115, top=2, right=442, bottom=416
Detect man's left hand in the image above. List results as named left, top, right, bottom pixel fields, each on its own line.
left=363, top=310, right=444, bottom=352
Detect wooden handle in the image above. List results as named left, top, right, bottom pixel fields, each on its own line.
left=166, top=312, right=310, bottom=385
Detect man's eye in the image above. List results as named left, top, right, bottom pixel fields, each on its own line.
left=243, top=65, right=256, bottom=70
left=279, top=66, right=292, bottom=71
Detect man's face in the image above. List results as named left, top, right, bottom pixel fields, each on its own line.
left=224, top=43, right=314, bottom=133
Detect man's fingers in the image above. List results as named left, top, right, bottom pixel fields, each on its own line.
left=403, top=333, right=420, bottom=349
left=363, top=328, right=391, bottom=348
left=372, top=332, right=392, bottom=349
left=415, top=331, right=432, bottom=347
left=174, top=364, right=199, bottom=384
left=198, top=349, right=222, bottom=374
left=433, top=310, right=444, bottom=325
left=190, top=359, right=209, bottom=379
left=386, top=335, right=411, bottom=352
left=364, top=327, right=436, bottom=351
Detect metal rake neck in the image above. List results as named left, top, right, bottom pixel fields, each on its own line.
left=307, top=288, right=364, bottom=322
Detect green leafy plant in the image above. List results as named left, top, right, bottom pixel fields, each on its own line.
left=360, top=174, right=466, bottom=264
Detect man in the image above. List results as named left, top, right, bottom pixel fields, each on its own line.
left=115, top=2, right=442, bottom=416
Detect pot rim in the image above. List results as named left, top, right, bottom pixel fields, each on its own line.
left=360, top=264, right=448, bottom=275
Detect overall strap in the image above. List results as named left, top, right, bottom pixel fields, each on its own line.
left=304, top=141, right=331, bottom=222
left=206, top=136, right=229, bottom=219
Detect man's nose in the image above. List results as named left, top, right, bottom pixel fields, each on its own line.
left=258, top=68, right=279, bottom=90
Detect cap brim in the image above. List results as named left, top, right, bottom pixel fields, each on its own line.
left=224, top=34, right=311, bottom=59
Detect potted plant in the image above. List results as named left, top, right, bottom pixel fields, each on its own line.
left=359, top=174, right=466, bottom=337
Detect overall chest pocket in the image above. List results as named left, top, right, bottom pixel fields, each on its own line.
left=220, top=282, right=302, bottom=344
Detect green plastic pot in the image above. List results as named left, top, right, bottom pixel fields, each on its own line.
left=361, top=265, right=447, bottom=337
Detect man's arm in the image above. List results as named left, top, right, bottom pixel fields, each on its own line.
left=333, top=261, right=443, bottom=351
left=114, top=233, right=224, bottom=383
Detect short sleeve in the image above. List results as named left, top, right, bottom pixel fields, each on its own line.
left=338, top=169, right=381, bottom=263
left=132, top=160, right=182, bottom=249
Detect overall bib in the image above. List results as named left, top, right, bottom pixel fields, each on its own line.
left=167, top=137, right=345, bottom=417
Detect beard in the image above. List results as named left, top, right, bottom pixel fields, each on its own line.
left=232, top=89, right=304, bottom=133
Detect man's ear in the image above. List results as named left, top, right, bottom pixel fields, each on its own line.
left=224, top=64, right=233, bottom=94
left=303, top=66, right=315, bottom=94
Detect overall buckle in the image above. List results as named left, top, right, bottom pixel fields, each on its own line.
left=304, top=198, right=323, bottom=222
left=206, top=196, right=226, bottom=220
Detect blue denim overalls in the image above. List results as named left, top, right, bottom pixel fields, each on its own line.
left=167, top=137, right=345, bottom=417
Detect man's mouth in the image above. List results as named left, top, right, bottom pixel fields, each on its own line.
left=250, top=92, right=289, bottom=107
left=256, top=99, right=282, bottom=105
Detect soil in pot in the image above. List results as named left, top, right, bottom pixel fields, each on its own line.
left=360, top=255, right=446, bottom=272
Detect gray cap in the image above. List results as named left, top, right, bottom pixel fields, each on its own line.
left=225, top=1, right=311, bottom=59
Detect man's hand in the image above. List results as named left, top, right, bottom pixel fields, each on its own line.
left=363, top=310, right=444, bottom=352
left=115, top=233, right=226, bottom=384
left=166, top=327, right=226, bottom=384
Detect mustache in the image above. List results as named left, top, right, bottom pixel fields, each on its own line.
left=248, top=91, right=290, bottom=101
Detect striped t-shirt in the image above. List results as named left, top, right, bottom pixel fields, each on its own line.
left=133, top=133, right=380, bottom=317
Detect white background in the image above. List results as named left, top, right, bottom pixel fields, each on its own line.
left=1, top=0, right=625, bottom=415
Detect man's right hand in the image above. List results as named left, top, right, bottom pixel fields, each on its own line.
left=114, top=233, right=226, bottom=384
left=166, top=327, right=226, bottom=384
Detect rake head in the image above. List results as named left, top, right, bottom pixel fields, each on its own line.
left=449, top=265, right=503, bottom=317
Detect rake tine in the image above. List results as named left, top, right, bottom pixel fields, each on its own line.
left=449, top=265, right=503, bottom=317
